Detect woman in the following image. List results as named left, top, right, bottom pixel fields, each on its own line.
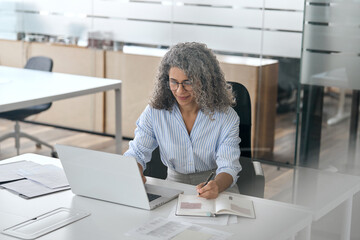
left=124, top=42, right=241, bottom=199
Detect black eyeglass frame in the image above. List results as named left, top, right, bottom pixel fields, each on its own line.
left=168, top=79, right=193, bottom=91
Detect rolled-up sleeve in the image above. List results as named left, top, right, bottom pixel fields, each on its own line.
left=123, top=105, right=158, bottom=170
left=215, top=109, right=242, bottom=187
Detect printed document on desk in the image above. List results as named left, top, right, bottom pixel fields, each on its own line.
left=1, top=179, right=70, bottom=199
left=0, top=160, right=40, bottom=183
left=0, top=163, right=70, bottom=198
left=125, top=217, right=232, bottom=240
left=17, top=164, right=69, bottom=189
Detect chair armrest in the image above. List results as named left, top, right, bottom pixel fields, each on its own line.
left=237, top=157, right=265, bottom=198
left=253, top=161, right=264, bottom=177
left=252, top=161, right=265, bottom=198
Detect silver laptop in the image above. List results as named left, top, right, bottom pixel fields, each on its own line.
left=55, top=144, right=183, bottom=210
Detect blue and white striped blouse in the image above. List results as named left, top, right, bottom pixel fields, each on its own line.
left=124, top=104, right=242, bottom=186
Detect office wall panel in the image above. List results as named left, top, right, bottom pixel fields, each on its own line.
left=264, top=10, right=303, bottom=31
left=178, top=0, right=244, bottom=5
left=173, top=6, right=262, bottom=28
left=0, top=1, right=22, bottom=36
left=301, top=0, right=360, bottom=89
left=180, top=0, right=303, bottom=10
left=93, top=18, right=172, bottom=45
left=20, top=0, right=92, bottom=15
left=105, top=51, right=161, bottom=138
left=93, top=1, right=171, bottom=21
left=0, top=12, right=21, bottom=33
left=21, top=13, right=91, bottom=39
left=263, top=31, right=302, bottom=58
left=171, top=24, right=262, bottom=55
left=0, top=40, right=24, bottom=67
left=265, top=0, right=304, bottom=11
left=177, top=0, right=303, bottom=9
left=301, top=52, right=360, bottom=89
left=306, top=0, right=355, bottom=3
left=306, top=4, right=360, bottom=24
left=304, top=25, right=360, bottom=53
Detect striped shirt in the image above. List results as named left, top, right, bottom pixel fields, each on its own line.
left=124, top=104, right=242, bottom=186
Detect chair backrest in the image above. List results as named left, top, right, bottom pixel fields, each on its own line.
left=0, top=56, right=54, bottom=121
left=227, top=81, right=252, bottom=158
left=24, top=56, right=53, bottom=72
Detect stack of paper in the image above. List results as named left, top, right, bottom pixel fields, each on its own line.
left=0, top=161, right=70, bottom=198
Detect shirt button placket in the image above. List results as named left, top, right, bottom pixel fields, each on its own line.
left=188, top=143, right=195, bottom=172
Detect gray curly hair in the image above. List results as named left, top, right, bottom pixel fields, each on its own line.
left=150, top=42, right=235, bottom=116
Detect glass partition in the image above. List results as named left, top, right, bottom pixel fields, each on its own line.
left=298, top=0, right=360, bottom=174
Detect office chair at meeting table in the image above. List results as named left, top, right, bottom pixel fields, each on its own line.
left=144, top=81, right=265, bottom=198
left=0, top=56, right=57, bottom=157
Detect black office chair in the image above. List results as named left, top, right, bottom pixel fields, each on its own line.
left=0, top=56, right=56, bottom=157
left=144, top=81, right=265, bottom=198
left=228, top=81, right=264, bottom=198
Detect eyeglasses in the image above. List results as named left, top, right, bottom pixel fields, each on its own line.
left=169, top=79, right=193, bottom=91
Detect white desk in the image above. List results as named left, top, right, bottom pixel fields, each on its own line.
left=0, top=66, right=122, bottom=153
left=0, top=154, right=312, bottom=240
left=271, top=166, right=360, bottom=240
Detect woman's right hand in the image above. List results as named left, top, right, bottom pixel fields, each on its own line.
left=137, top=162, right=147, bottom=183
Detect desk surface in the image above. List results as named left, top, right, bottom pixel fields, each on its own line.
left=0, top=66, right=122, bottom=113
left=0, top=154, right=312, bottom=240
left=271, top=166, right=360, bottom=221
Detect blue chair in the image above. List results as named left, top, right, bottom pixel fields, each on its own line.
left=0, top=56, right=56, bottom=156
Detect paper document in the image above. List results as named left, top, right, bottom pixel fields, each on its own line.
left=0, top=161, right=40, bottom=183
left=17, top=164, right=69, bottom=189
left=1, top=179, right=70, bottom=199
left=125, top=217, right=232, bottom=240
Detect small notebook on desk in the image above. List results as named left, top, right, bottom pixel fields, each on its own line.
left=176, top=193, right=256, bottom=219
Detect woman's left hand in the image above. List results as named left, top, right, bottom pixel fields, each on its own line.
left=196, top=180, right=219, bottom=199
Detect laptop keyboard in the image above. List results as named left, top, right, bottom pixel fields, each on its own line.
left=147, top=193, right=161, bottom=202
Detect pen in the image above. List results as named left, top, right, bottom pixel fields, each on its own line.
left=202, top=171, right=214, bottom=188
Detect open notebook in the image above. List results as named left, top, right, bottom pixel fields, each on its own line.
left=176, top=193, right=256, bottom=218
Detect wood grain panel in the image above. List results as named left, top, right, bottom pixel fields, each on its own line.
left=105, top=51, right=161, bottom=137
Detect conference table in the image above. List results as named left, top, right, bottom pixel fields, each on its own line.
left=0, top=154, right=313, bottom=240
left=0, top=66, right=122, bottom=153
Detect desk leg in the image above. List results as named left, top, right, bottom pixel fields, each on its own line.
left=295, top=225, right=311, bottom=240
left=348, top=90, right=359, bottom=163
left=303, top=225, right=311, bottom=240
left=115, top=88, right=122, bottom=154
left=341, top=198, right=353, bottom=240
left=299, top=85, right=324, bottom=168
